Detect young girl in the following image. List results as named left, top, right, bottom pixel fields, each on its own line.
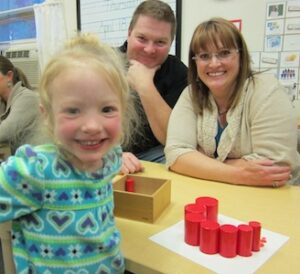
left=0, top=34, right=135, bottom=273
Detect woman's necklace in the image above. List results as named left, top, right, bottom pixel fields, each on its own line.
left=218, top=109, right=228, bottom=116
left=218, top=109, right=228, bottom=128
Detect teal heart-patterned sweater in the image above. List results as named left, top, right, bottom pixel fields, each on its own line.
left=0, top=144, right=124, bottom=274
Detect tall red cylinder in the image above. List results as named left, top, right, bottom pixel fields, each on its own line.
left=184, top=213, right=204, bottom=246
left=184, top=203, right=206, bottom=219
left=200, top=220, right=220, bottom=254
left=125, top=178, right=135, bottom=192
left=195, top=196, right=218, bottom=222
left=237, top=224, right=253, bottom=257
left=249, top=221, right=261, bottom=252
left=219, top=224, right=238, bottom=258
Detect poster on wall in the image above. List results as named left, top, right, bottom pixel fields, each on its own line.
left=258, top=0, right=300, bottom=101
left=280, top=51, right=300, bottom=67
left=279, top=67, right=299, bottom=101
left=283, top=34, right=300, bottom=51
left=265, top=35, right=283, bottom=51
left=260, top=52, right=279, bottom=68
left=286, top=1, right=300, bottom=17
left=265, top=19, right=284, bottom=35
left=266, top=2, right=286, bottom=19
left=230, top=19, right=242, bottom=31
left=285, top=18, right=300, bottom=34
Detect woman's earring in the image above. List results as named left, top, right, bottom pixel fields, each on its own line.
left=7, top=81, right=12, bottom=88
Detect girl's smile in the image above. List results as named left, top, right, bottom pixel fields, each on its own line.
left=49, top=64, right=122, bottom=172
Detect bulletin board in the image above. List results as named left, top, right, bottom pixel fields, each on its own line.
left=250, top=0, right=300, bottom=103
left=76, top=0, right=182, bottom=58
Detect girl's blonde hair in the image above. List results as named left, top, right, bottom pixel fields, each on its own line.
left=39, top=33, right=138, bottom=148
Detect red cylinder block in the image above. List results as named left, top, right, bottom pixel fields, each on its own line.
left=184, top=213, right=204, bottom=246
left=219, top=224, right=238, bottom=258
left=125, top=178, right=135, bottom=192
left=184, top=203, right=206, bottom=219
left=237, top=224, right=253, bottom=257
left=195, top=196, right=218, bottom=222
left=200, top=220, right=220, bottom=254
left=249, top=221, right=262, bottom=252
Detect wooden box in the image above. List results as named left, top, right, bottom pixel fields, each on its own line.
left=113, top=175, right=171, bottom=223
left=0, top=222, right=16, bottom=274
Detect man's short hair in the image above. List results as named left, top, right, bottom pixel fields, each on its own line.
left=128, top=0, right=176, bottom=41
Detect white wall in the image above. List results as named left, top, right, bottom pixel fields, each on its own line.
left=65, top=0, right=268, bottom=59
left=62, top=0, right=291, bottom=61
left=181, top=0, right=300, bottom=116
left=62, top=0, right=77, bottom=38
left=181, top=0, right=267, bottom=64
left=63, top=0, right=300, bottom=116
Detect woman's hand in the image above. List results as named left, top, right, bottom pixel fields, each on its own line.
left=121, top=152, right=144, bottom=174
left=226, top=158, right=291, bottom=187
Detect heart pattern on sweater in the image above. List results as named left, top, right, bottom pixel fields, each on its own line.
left=77, top=213, right=99, bottom=234
left=47, top=211, right=75, bottom=233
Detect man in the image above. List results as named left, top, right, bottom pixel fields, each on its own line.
left=120, top=0, right=188, bottom=173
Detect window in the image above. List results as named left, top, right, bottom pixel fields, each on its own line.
left=0, top=0, right=45, bottom=43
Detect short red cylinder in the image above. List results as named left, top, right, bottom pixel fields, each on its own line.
left=249, top=221, right=261, bottom=251
left=195, top=196, right=218, bottom=222
left=200, top=220, right=220, bottom=254
left=125, top=178, right=135, bottom=192
left=219, top=224, right=238, bottom=258
left=237, top=224, right=253, bottom=257
left=184, top=203, right=206, bottom=219
left=184, top=213, right=204, bottom=246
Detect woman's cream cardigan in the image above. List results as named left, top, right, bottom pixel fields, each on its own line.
left=165, top=74, right=300, bottom=185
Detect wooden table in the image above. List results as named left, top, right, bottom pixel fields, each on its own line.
left=116, top=161, right=300, bottom=274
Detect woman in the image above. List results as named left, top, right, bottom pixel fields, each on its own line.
left=0, top=56, right=47, bottom=154
left=165, top=17, right=300, bottom=186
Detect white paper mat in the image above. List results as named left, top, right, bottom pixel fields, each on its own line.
left=149, top=214, right=289, bottom=274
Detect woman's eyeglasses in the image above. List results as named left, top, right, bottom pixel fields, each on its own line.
left=192, top=49, right=239, bottom=63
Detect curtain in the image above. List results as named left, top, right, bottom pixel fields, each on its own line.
left=33, top=0, right=67, bottom=72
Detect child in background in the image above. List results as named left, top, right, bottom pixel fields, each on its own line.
left=0, top=33, right=135, bottom=273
